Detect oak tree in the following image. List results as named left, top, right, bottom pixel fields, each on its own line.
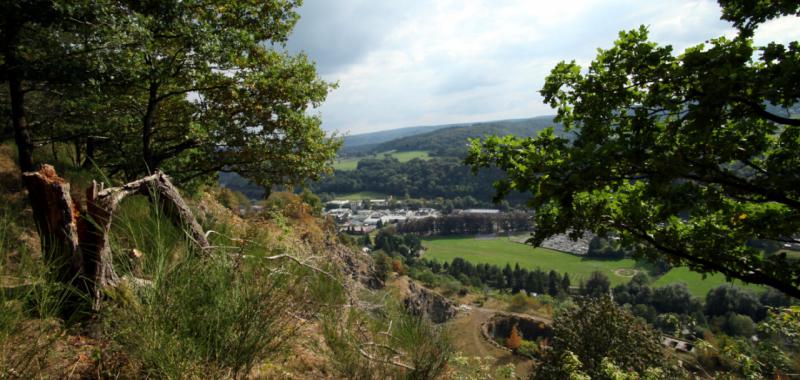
left=468, top=1, right=800, bottom=297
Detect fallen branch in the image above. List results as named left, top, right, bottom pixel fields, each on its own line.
left=357, top=347, right=415, bottom=371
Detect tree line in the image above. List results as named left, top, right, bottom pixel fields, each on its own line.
left=611, top=273, right=794, bottom=338
left=396, top=212, right=531, bottom=236
left=418, top=257, right=571, bottom=297
left=312, top=156, right=526, bottom=203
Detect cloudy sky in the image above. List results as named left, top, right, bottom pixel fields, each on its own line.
left=286, top=0, right=800, bottom=135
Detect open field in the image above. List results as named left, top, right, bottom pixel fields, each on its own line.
left=651, top=267, right=762, bottom=297
left=333, top=150, right=430, bottom=170
left=423, top=236, right=639, bottom=286
left=333, top=191, right=390, bottom=200
left=423, top=236, right=765, bottom=296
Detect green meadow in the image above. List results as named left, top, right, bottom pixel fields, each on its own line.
left=333, top=150, right=430, bottom=171
left=422, top=236, right=639, bottom=286
left=333, top=191, right=390, bottom=200
left=651, top=267, right=762, bottom=297
left=422, top=236, right=762, bottom=296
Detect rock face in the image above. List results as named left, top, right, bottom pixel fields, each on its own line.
left=403, top=281, right=457, bottom=323
left=330, top=243, right=384, bottom=289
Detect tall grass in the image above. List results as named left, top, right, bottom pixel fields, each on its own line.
left=322, top=291, right=453, bottom=380
left=0, top=207, right=77, bottom=377
left=100, top=193, right=344, bottom=379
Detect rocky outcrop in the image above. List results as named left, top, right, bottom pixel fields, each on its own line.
left=331, top=243, right=384, bottom=289
left=403, top=281, right=457, bottom=323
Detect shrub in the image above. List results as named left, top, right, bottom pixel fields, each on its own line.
left=322, top=295, right=452, bottom=380
left=508, top=292, right=539, bottom=313
left=534, top=297, right=679, bottom=379
left=103, top=252, right=297, bottom=378
left=506, top=324, right=522, bottom=351
left=517, top=340, right=538, bottom=358
left=374, top=252, right=391, bottom=281
left=392, top=259, right=405, bottom=275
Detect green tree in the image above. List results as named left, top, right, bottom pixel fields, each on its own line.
left=3, top=0, right=340, bottom=194
left=373, top=252, right=391, bottom=282
left=103, top=0, right=339, bottom=187
left=582, top=271, right=610, bottom=298
left=533, top=297, right=676, bottom=379
left=468, top=2, right=800, bottom=297
left=0, top=0, right=131, bottom=172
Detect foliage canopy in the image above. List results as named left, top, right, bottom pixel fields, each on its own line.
left=468, top=1, right=800, bottom=297
left=2, top=0, right=339, bottom=190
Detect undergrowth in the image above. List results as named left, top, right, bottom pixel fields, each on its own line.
left=322, top=290, right=453, bottom=380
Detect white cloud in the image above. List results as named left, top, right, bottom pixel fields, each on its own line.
left=289, top=0, right=797, bottom=135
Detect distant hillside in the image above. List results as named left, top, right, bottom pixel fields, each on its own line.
left=372, top=116, right=561, bottom=157
left=341, top=124, right=451, bottom=153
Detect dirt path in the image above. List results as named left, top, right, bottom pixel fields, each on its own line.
left=447, top=306, right=547, bottom=377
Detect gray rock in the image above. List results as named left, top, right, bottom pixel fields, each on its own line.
left=403, top=281, right=457, bottom=323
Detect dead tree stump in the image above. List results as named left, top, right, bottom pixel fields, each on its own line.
left=23, top=165, right=210, bottom=310
left=22, top=165, right=84, bottom=286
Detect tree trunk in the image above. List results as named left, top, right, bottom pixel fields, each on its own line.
left=9, top=77, right=35, bottom=173
left=83, top=137, right=95, bottom=169
left=23, top=165, right=209, bottom=311
left=142, top=81, right=159, bottom=172
left=22, top=165, right=84, bottom=284
left=2, top=19, right=35, bottom=173
left=74, top=139, right=82, bottom=167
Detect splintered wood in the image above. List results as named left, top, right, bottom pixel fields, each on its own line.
left=22, top=165, right=208, bottom=309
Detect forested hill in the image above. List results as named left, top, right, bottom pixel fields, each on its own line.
left=370, top=116, right=560, bottom=157
left=341, top=124, right=451, bottom=153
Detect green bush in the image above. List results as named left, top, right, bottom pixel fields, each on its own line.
left=103, top=250, right=297, bottom=378
left=517, top=340, right=539, bottom=359
left=322, top=294, right=453, bottom=380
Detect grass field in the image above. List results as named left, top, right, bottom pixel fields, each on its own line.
left=423, top=235, right=763, bottom=296
left=333, top=150, right=430, bottom=171
left=422, top=236, right=639, bottom=286
left=334, top=191, right=389, bottom=200
left=651, top=267, right=762, bottom=297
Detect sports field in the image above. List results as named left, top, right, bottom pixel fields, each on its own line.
left=333, top=150, right=430, bottom=171
left=422, top=236, right=639, bottom=286
left=423, top=236, right=762, bottom=296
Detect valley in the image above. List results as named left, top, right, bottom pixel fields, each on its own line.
left=421, top=235, right=762, bottom=297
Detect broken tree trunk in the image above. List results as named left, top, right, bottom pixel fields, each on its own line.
left=22, top=166, right=84, bottom=287
left=23, top=165, right=209, bottom=310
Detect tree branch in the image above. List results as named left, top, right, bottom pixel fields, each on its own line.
left=615, top=222, right=800, bottom=299
left=732, top=96, right=800, bottom=126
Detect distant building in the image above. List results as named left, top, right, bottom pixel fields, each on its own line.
left=462, top=209, right=500, bottom=214
left=326, top=200, right=350, bottom=210
left=381, top=214, right=407, bottom=224
left=326, top=208, right=351, bottom=222
left=661, top=336, right=694, bottom=353
left=369, top=199, right=389, bottom=208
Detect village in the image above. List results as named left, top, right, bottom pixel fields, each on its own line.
left=323, top=197, right=594, bottom=255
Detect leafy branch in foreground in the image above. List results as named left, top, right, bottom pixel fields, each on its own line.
left=467, top=1, right=800, bottom=298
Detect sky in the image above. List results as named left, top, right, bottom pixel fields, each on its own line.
left=286, top=0, right=800, bottom=135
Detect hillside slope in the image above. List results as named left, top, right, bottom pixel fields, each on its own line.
left=371, top=116, right=561, bottom=157
left=341, top=124, right=451, bottom=153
